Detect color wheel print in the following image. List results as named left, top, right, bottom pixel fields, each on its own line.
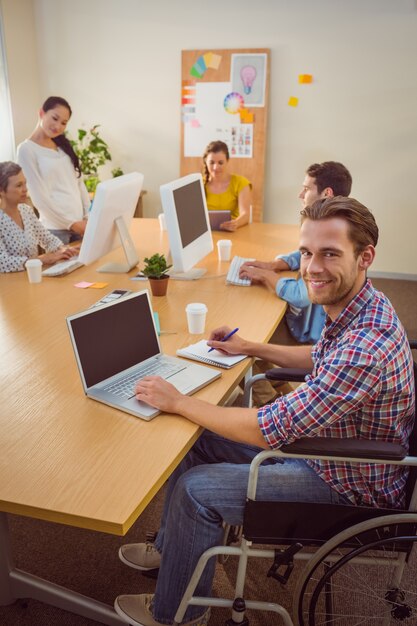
left=224, top=92, right=244, bottom=114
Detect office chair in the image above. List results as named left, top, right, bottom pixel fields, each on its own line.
left=173, top=341, right=417, bottom=626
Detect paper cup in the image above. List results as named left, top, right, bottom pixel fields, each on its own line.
left=158, top=213, right=167, bottom=231
left=185, top=302, right=208, bottom=334
left=217, top=239, right=232, bottom=261
left=25, top=259, right=42, bottom=283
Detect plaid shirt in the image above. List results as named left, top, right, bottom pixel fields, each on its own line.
left=258, top=280, right=415, bottom=509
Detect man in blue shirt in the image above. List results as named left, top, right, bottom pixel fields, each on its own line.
left=240, top=162, right=352, bottom=405
left=240, top=161, right=352, bottom=344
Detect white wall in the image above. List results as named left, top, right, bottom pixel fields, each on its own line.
left=3, top=0, right=417, bottom=276
left=1, top=0, right=41, bottom=145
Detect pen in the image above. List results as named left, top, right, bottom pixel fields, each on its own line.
left=208, top=327, right=239, bottom=352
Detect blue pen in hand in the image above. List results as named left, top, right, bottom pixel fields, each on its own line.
left=208, top=327, right=239, bottom=353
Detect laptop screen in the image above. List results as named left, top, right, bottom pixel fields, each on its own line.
left=68, top=292, right=160, bottom=388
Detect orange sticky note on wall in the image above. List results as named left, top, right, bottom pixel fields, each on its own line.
left=288, top=96, right=299, bottom=107
left=240, top=108, right=254, bottom=123
left=299, top=74, right=313, bottom=84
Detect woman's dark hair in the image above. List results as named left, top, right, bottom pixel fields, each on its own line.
left=0, top=161, right=22, bottom=192
left=202, top=140, right=230, bottom=185
left=41, top=96, right=81, bottom=176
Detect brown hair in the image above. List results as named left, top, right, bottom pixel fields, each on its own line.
left=301, top=196, right=379, bottom=254
left=0, top=161, right=22, bottom=192
left=202, top=140, right=229, bottom=185
left=306, top=161, right=352, bottom=196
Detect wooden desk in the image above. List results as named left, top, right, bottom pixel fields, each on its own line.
left=0, top=219, right=298, bottom=624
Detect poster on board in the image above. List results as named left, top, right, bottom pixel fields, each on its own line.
left=230, top=53, right=267, bottom=107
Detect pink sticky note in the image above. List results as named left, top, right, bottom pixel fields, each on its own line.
left=75, top=281, right=94, bottom=289
left=190, top=118, right=201, bottom=128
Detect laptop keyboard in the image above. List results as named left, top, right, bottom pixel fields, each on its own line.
left=103, top=359, right=186, bottom=399
left=42, top=257, right=83, bottom=276
left=226, top=256, right=255, bottom=286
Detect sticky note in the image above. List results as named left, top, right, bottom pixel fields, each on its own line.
left=90, top=282, right=108, bottom=289
left=299, top=74, right=313, bottom=84
left=190, top=118, right=201, bottom=128
left=190, top=66, right=203, bottom=78
left=75, top=281, right=93, bottom=289
left=208, top=53, right=221, bottom=70
left=153, top=311, right=161, bottom=335
left=203, top=52, right=213, bottom=68
left=240, top=108, right=254, bottom=123
left=288, top=96, right=299, bottom=107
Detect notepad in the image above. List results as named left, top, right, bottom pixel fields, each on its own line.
left=177, top=340, right=247, bottom=369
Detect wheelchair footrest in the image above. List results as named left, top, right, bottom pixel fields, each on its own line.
left=267, top=543, right=303, bottom=585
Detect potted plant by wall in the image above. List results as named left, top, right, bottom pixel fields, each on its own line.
left=142, top=253, right=172, bottom=296
left=69, top=125, right=123, bottom=193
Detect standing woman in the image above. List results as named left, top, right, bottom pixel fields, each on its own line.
left=203, top=140, right=252, bottom=231
left=17, top=96, right=90, bottom=244
left=0, top=162, right=78, bottom=273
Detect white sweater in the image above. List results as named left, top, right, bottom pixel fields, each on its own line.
left=17, top=139, right=90, bottom=230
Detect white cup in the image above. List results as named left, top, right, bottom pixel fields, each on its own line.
left=25, top=259, right=42, bottom=283
left=185, top=302, right=208, bottom=334
left=158, top=213, right=167, bottom=231
left=217, top=239, right=232, bottom=261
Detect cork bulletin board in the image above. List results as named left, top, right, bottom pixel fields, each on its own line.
left=180, top=48, right=270, bottom=222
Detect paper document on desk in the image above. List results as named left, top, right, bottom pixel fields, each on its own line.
left=177, top=340, right=247, bottom=369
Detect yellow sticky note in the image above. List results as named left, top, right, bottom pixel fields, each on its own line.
left=90, top=282, right=109, bottom=289
left=288, top=96, right=299, bottom=107
left=203, top=52, right=213, bottom=68
left=299, top=74, right=313, bottom=84
left=208, top=53, right=221, bottom=70
left=240, top=108, right=254, bottom=123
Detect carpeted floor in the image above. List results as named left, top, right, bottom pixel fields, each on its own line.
left=1, top=277, right=416, bottom=626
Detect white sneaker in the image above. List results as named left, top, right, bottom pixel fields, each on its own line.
left=119, top=541, right=161, bottom=571
left=114, top=593, right=210, bottom=626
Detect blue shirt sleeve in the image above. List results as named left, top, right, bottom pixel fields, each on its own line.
left=276, top=249, right=301, bottom=271
left=276, top=276, right=311, bottom=308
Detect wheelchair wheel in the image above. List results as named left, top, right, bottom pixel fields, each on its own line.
left=294, top=513, right=417, bottom=626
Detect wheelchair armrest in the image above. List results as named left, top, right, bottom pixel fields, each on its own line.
left=264, top=368, right=312, bottom=383
left=281, top=437, right=407, bottom=461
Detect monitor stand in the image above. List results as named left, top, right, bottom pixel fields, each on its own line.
left=97, top=216, right=139, bottom=273
left=165, top=251, right=207, bottom=280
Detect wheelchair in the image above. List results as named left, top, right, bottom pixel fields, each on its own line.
left=173, top=341, right=417, bottom=626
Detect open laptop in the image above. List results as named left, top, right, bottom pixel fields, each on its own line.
left=208, top=210, right=231, bottom=231
left=66, top=290, right=221, bottom=420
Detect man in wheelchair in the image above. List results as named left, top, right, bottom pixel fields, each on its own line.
left=115, top=197, right=415, bottom=626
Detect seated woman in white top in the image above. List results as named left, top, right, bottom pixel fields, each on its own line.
left=17, top=96, right=90, bottom=244
left=0, top=162, right=78, bottom=273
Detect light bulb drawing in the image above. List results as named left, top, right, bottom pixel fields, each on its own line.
left=240, top=65, right=257, bottom=95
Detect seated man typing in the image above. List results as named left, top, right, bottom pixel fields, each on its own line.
left=114, top=197, right=415, bottom=626
left=239, top=161, right=352, bottom=344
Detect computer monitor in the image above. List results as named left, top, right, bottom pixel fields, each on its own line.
left=160, top=173, right=213, bottom=280
left=78, top=172, right=144, bottom=273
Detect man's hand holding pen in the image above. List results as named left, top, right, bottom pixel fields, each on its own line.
left=207, top=326, right=247, bottom=355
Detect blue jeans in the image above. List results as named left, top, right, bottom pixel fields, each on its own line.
left=49, top=229, right=82, bottom=245
left=151, top=431, right=350, bottom=624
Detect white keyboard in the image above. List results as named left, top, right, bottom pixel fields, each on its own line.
left=226, top=256, right=255, bottom=286
left=103, top=359, right=185, bottom=399
left=42, top=257, right=83, bottom=277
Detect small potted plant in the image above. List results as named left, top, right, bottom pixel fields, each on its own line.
left=142, top=253, right=172, bottom=296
